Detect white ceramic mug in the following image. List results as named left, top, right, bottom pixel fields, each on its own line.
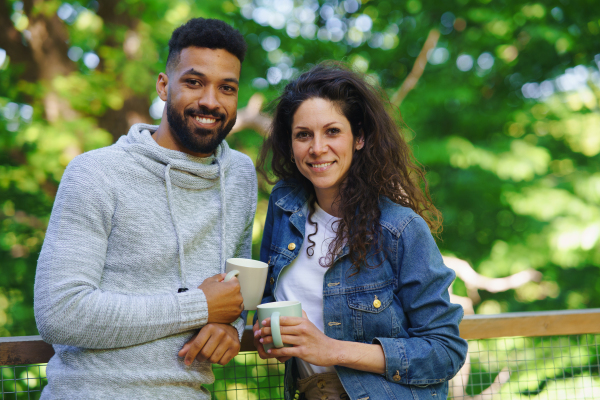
left=224, top=258, right=269, bottom=310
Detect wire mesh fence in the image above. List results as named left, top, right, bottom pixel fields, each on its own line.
left=205, top=352, right=285, bottom=400
left=2, top=335, right=599, bottom=400
left=1, top=364, right=45, bottom=400
left=450, top=334, right=600, bottom=400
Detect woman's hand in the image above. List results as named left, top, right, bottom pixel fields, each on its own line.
left=253, top=320, right=292, bottom=362
left=257, top=310, right=336, bottom=367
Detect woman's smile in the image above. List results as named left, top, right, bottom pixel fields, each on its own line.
left=308, top=161, right=335, bottom=171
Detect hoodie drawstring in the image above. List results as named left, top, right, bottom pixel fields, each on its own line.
left=164, top=164, right=189, bottom=292
left=216, top=158, right=226, bottom=274
left=165, top=161, right=227, bottom=293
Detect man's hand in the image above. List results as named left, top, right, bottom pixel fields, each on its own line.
left=179, top=323, right=240, bottom=366
left=199, top=273, right=243, bottom=324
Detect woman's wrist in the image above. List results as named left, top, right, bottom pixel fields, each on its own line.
left=321, top=337, right=342, bottom=367
left=327, top=340, right=386, bottom=374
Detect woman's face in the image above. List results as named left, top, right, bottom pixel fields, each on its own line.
left=291, top=97, right=363, bottom=203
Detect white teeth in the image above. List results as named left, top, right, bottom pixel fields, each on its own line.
left=312, top=162, right=332, bottom=168
left=195, top=116, right=216, bottom=124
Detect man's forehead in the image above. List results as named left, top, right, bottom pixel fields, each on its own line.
left=175, top=47, right=241, bottom=78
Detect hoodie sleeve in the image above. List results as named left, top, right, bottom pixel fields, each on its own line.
left=34, top=155, right=209, bottom=349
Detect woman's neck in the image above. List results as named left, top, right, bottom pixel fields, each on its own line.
left=314, top=188, right=342, bottom=218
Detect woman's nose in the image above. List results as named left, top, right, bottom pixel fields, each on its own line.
left=310, top=136, right=327, bottom=155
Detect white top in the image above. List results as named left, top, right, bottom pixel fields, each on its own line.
left=275, top=203, right=340, bottom=378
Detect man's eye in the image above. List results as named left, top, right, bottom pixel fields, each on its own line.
left=187, top=80, right=201, bottom=86
left=222, top=85, right=236, bottom=92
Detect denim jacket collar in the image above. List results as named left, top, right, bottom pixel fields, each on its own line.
left=274, top=182, right=308, bottom=213
left=274, top=182, right=350, bottom=261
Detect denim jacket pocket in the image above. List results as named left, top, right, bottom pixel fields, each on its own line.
left=347, top=283, right=395, bottom=342
left=347, top=284, right=394, bottom=313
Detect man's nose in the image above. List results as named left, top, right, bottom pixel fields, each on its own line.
left=198, top=86, right=220, bottom=111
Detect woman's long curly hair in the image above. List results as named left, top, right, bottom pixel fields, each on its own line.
left=258, top=62, right=442, bottom=272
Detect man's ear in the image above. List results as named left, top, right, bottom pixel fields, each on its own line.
left=156, top=72, right=169, bottom=101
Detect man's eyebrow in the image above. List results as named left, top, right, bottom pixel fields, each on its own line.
left=181, top=68, right=239, bottom=85
left=181, top=68, right=205, bottom=78
left=223, top=77, right=239, bottom=85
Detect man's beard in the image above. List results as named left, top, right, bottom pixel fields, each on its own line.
left=166, top=99, right=236, bottom=155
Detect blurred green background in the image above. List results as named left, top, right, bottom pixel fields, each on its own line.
left=0, top=0, right=599, bottom=338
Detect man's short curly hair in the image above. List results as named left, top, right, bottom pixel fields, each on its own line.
left=167, top=18, right=247, bottom=73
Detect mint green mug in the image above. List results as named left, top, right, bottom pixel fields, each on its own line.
left=257, top=301, right=302, bottom=351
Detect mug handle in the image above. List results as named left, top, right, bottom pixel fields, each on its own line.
left=271, top=312, right=284, bottom=348
left=224, top=270, right=239, bottom=282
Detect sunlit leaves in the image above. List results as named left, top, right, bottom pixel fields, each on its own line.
left=74, top=9, right=103, bottom=33
left=1, top=0, right=600, bottom=340
left=505, top=187, right=597, bottom=222
left=446, top=137, right=550, bottom=181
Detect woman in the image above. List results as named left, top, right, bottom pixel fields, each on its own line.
left=253, top=63, right=468, bottom=400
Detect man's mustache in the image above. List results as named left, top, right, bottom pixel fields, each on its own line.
left=185, top=106, right=226, bottom=121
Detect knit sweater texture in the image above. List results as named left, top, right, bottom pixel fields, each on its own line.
left=34, top=123, right=257, bottom=399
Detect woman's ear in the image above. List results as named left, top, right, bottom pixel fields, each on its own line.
left=355, top=135, right=365, bottom=150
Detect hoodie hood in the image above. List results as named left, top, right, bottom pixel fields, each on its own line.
left=117, top=123, right=231, bottom=189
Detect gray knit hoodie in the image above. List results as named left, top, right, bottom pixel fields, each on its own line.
left=34, top=124, right=257, bottom=399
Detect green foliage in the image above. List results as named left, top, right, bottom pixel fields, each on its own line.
left=0, top=0, right=599, bottom=346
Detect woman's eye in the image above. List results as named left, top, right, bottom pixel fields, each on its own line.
left=295, top=131, right=310, bottom=139
left=327, top=128, right=340, bottom=135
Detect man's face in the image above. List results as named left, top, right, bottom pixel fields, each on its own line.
left=162, top=47, right=241, bottom=157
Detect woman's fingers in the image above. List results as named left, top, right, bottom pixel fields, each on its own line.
left=261, top=333, right=303, bottom=346
left=267, top=345, right=297, bottom=358
left=259, top=316, right=305, bottom=329
left=253, top=324, right=278, bottom=359
left=260, top=322, right=309, bottom=338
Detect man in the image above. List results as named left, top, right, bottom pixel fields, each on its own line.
left=34, top=18, right=256, bottom=398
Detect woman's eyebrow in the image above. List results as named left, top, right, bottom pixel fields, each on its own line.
left=293, top=121, right=342, bottom=131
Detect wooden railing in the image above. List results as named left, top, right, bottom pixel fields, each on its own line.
left=2, top=308, right=600, bottom=366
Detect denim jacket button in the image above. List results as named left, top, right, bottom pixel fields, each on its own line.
left=270, top=277, right=275, bottom=285
left=393, top=371, right=401, bottom=381
left=373, top=295, right=381, bottom=309
left=287, top=243, right=296, bottom=251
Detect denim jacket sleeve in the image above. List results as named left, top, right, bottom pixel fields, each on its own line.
left=373, top=216, right=468, bottom=386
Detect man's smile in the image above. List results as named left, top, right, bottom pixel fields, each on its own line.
left=194, top=116, right=217, bottom=124
left=192, top=115, right=220, bottom=128
left=188, top=110, right=223, bottom=130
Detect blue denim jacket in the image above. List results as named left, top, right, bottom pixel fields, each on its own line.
left=260, top=180, right=468, bottom=400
